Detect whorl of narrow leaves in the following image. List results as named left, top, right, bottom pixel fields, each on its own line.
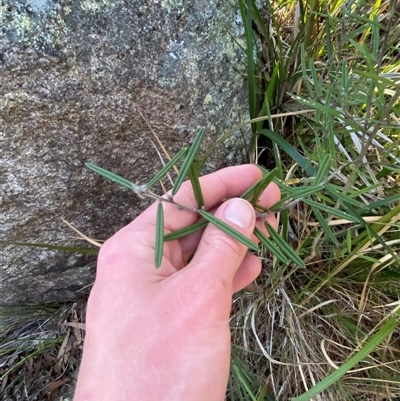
left=155, top=203, right=164, bottom=268
left=86, top=134, right=308, bottom=269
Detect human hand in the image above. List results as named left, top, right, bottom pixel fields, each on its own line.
left=74, top=164, right=280, bottom=401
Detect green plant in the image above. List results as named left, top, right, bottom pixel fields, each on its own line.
left=230, top=0, right=400, bottom=399
left=2, top=0, right=400, bottom=399
left=85, top=128, right=303, bottom=269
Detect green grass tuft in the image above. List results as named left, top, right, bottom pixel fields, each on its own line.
left=231, top=0, right=400, bottom=399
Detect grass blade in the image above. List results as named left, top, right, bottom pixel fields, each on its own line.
left=251, top=168, right=278, bottom=205
left=311, top=208, right=340, bottom=246
left=265, top=222, right=305, bottom=267
left=268, top=184, right=325, bottom=213
left=155, top=203, right=164, bottom=268
left=238, top=0, right=257, bottom=133
left=198, top=210, right=259, bottom=251
left=250, top=0, right=268, bottom=38
left=260, top=130, right=316, bottom=176
left=326, top=185, right=371, bottom=210
left=0, top=240, right=99, bottom=254
left=292, top=314, right=399, bottom=401
left=164, top=220, right=209, bottom=241
left=172, top=128, right=205, bottom=195
left=147, top=148, right=187, bottom=188
left=0, top=342, right=61, bottom=382
left=254, top=227, right=289, bottom=264
left=86, top=163, right=134, bottom=189
left=303, top=199, right=360, bottom=222
left=314, top=154, right=331, bottom=185
left=286, top=184, right=326, bottom=199
left=365, top=193, right=400, bottom=210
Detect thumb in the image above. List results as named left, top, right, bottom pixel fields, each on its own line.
left=189, top=198, right=256, bottom=281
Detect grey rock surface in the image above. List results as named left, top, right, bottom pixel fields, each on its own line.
left=1, top=0, right=251, bottom=305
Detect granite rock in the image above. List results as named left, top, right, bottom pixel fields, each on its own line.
left=0, top=0, right=251, bottom=305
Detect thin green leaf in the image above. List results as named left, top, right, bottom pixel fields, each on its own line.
left=0, top=342, right=61, bottom=382
left=231, top=364, right=257, bottom=401
left=351, top=204, right=400, bottom=248
left=172, top=128, right=205, bottom=195
left=251, top=168, right=278, bottom=205
left=272, top=142, right=284, bottom=181
left=348, top=204, right=399, bottom=263
left=314, top=154, right=331, bottom=185
left=280, top=208, right=289, bottom=245
left=346, top=227, right=352, bottom=254
left=326, top=185, right=371, bottom=209
left=348, top=182, right=383, bottom=197
left=267, top=195, right=295, bottom=213
left=284, top=184, right=326, bottom=199
left=155, top=203, right=164, bottom=268
left=324, top=12, right=333, bottom=59
left=164, top=220, right=209, bottom=241
left=241, top=180, right=262, bottom=200
left=291, top=94, right=344, bottom=118
left=265, top=222, right=306, bottom=267
left=230, top=350, right=259, bottom=401
left=260, top=130, right=316, bottom=176
left=303, top=199, right=360, bottom=222
left=250, top=0, right=268, bottom=38
left=238, top=0, right=257, bottom=134
left=349, top=38, right=376, bottom=63
left=86, top=163, right=133, bottom=189
left=358, top=254, right=384, bottom=264
left=240, top=166, right=278, bottom=200
left=266, top=62, right=279, bottom=105
left=188, top=164, right=204, bottom=208
left=312, top=208, right=339, bottom=246
left=256, top=95, right=271, bottom=134
left=268, top=184, right=325, bottom=213
left=352, top=69, right=399, bottom=87
left=0, top=240, right=99, bottom=254
left=198, top=210, right=259, bottom=251
left=366, top=193, right=400, bottom=210
left=147, top=148, right=187, bottom=188
left=254, top=227, right=289, bottom=264
left=292, top=315, right=399, bottom=401
left=372, top=14, right=380, bottom=59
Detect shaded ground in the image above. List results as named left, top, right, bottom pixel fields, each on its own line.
left=0, top=301, right=86, bottom=401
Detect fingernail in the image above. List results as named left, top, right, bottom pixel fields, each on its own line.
left=224, top=199, right=254, bottom=229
